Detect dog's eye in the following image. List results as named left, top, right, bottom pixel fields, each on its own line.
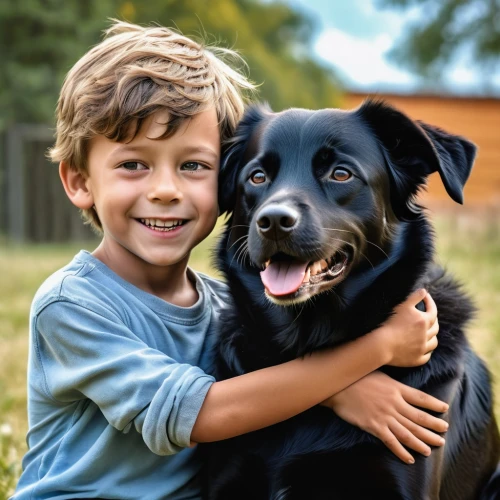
left=250, top=171, right=266, bottom=184
left=331, top=168, right=352, bottom=182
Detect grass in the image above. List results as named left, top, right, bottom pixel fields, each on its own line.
left=0, top=212, right=499, bottom=498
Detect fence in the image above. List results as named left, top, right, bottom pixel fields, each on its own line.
left=0, top=124, right=95, bottom=243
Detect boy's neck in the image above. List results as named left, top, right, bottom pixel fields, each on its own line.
left=92, top=242, right=199, bottom=307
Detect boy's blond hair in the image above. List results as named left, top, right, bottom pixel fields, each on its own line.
left=49, top=20, right=254, bottom=231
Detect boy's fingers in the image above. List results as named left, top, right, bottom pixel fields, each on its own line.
left=378, top=427, right=415, bottom=464
left=427, top=318, right=439, bottom=340
left=407, top=288, right=427, bottom=306
left=400, top=404, right=449, bottom=433
left=414, top=352, right=432, bottom=366
left=423, top=293, right=437, bottom=321
left=396, top=415, right=446, bottom=448
left=401, top=386, right=449, bottom=415
left=425, top=335, right=438, bottom=354
left=389, top=419, right=431, bottom=457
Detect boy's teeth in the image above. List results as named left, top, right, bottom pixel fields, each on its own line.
left=140, top=218, right=183, bottom=230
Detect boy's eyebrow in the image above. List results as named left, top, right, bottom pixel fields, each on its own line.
left=107, top=145, right=219, bottom=161
left=182, top=146, right=220, bottom=159
left=107, top=144, right=150, bottom=161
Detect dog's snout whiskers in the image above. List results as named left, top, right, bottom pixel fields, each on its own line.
left=322, top=226, right=389, bottom=261
left=227, top=233, right=251, bottom=270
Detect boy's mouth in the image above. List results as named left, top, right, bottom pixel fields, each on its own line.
left=138, top=218, right=188, bottom=232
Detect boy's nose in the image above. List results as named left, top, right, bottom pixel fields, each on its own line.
left=147, top=171, right=183, bottom=203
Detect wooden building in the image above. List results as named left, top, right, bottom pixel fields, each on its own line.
left=341, top=92, right=500, bottom=209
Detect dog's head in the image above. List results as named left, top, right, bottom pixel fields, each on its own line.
left=219, top=100, right=476, bottom=306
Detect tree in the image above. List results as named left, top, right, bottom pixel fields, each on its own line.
left=0, top=0, right=340, bottom=131
left=0, top=0, right=123, bottom=130
left=376, top=0, right=500, bottom=79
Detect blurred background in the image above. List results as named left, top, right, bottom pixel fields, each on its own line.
left=1, top=0, right=499, bottom=496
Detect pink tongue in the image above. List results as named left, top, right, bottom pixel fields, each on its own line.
left=260, top=260, right=309, bottom=296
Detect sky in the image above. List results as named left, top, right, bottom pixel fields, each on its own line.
left=289, top=0, right=500, bottom=96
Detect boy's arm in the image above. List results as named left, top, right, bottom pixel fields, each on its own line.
left=35, top=297, right=215, bottom=456
left=191, top=289, right=443, bottom=443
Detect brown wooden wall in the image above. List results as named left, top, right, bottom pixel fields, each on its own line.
left=340, top=92, right=500, bottom=208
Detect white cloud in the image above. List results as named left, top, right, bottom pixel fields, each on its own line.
left=447, top=66, right=477, bottom=85
left=314, top=28, right=417, bottom=88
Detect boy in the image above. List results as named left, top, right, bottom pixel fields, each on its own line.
left=13, top=21, right=447, bottom=499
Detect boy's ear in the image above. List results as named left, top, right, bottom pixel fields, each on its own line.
left=357, top=99, right=476, bottom=219
left=218, top=103, right=273, bottom=215
left=59, top=161, right=94, bottom=210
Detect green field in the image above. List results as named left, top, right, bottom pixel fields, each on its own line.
left=1, top=213, right=499, bottom=498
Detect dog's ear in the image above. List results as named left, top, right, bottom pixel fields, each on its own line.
left=417, top=121, right=477, bottom=204
left=218, top=103, right=272, bottom=215
left=358, top=99, right=476, bottom=218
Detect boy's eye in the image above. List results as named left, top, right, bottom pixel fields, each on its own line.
left=120, top=161, right=148, bottom=171
left=181, top=161, right=205, bottom=171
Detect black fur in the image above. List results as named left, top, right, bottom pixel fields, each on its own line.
left=204, top=100, right=500, bottom=500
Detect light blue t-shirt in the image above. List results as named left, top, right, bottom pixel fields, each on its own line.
left=13, top=250, right=228, bottom=500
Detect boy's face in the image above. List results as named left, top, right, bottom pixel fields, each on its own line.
left=83, top=108, right=220, bottom=271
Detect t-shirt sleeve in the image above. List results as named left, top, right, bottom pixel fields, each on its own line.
left=34, top=299, right=215, bottom=456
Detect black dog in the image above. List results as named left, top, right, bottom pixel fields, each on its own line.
left=204, top=100, right=500, bottom=500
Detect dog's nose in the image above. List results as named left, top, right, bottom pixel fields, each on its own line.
left=256, top=204, right=299, bottom=239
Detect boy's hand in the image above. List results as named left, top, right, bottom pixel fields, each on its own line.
left=321, top=371, right=449, bottom=464
left=377, top=289, right=439, bottom=367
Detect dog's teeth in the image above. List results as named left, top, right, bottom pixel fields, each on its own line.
left=302, top=267, right=311, bottom=284
left=309, top=260, right=329, bottom=276
left=265, top=260, right=271, bottom=269
left=310, top=261, right=321, bottom=276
